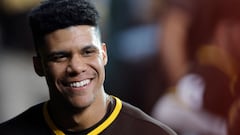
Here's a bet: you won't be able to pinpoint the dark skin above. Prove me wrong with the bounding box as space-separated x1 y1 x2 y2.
33 25 109 131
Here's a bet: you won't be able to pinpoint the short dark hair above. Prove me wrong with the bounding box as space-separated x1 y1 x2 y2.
28 0 100 54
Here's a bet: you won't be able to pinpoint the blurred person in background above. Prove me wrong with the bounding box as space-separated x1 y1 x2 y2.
152 0 240 134
152 1 227 134
155 0 193 86
107 0 169 114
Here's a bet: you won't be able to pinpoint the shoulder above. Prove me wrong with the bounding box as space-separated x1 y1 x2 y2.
112 100 176 135
0 102 48 135
121 101 158 121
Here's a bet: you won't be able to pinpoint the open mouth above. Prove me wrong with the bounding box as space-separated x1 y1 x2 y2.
65 79 91 88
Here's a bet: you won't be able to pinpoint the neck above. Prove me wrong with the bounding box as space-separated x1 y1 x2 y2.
47 92 110 132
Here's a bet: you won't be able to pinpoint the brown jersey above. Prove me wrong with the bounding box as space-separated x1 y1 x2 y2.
0 96 176 135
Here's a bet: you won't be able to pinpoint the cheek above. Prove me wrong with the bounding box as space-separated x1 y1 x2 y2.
46 63 66 80
91 61 104 74
90 57 106 78
90 54 106 67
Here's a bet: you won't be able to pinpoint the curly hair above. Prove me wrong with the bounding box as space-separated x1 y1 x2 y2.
28 0 100 54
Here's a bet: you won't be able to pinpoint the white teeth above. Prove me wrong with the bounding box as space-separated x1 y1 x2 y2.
69 79 90 88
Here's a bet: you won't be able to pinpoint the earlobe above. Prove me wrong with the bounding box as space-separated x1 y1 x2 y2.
33 56 45 77
101 43 108 65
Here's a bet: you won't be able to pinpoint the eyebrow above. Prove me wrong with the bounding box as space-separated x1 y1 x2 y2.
46 45 99 58
81 45 98 51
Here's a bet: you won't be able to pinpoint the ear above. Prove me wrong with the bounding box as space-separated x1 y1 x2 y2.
33 56 45 77
101 43 108 65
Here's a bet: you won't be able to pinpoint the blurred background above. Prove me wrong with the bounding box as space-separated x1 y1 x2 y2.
1 0 240 135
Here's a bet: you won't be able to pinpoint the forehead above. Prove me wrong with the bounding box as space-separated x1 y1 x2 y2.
43 25 100 50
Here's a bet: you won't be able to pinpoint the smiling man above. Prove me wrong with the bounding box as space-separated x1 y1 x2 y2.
0 0 176 135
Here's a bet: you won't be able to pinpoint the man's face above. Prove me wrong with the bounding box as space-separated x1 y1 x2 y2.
35 25 107 109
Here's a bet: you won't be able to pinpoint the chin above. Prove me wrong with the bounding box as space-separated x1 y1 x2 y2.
68 95 95 109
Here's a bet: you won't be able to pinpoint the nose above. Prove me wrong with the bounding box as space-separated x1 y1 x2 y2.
66 55 87 76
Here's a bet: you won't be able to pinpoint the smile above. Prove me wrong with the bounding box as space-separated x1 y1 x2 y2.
69 79 91 88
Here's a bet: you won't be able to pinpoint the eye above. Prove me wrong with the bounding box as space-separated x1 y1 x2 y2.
48 52 69 62
82 48 97 57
